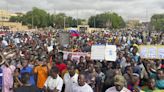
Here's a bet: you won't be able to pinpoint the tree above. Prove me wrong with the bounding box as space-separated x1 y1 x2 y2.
9 7 82 28
9 16 23 22
52 13 82 28
151 14 164 31
88 12 125 29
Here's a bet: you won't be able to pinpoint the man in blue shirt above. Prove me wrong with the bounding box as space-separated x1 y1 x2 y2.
20 60 35 85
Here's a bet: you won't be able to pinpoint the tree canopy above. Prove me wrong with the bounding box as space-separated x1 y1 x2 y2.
88 12 125 29
151 14 164 31
9 7 82 28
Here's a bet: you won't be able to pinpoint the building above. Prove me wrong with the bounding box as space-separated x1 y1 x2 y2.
0 10 17 22
0 10 28 31
126 20 140 29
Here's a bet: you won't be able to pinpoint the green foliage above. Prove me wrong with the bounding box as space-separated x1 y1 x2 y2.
88 12 125 29
9 16 23 22
9 7 82 28
151 14 164 31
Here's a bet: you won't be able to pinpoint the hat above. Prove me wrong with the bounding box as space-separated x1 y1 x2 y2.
133 73 139 78
114 75 125 86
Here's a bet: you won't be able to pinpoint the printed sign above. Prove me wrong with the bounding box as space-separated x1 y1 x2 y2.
139 45 164 59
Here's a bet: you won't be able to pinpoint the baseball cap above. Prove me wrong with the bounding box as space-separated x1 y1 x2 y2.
114 75 125 86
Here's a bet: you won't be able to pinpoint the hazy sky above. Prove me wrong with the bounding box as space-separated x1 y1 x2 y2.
0 0 164 22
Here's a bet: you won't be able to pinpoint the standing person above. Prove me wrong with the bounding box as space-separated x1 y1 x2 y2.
105 75 131 92
2 61 16 92
131 46 139 64
128 73 142 92
0 65 2 92
34 57 48 91
84 63 98 91
63 65 78 92
13 68 22 89
72 73 93 92
143 78 161 92
156 69 164 89
95 66 105 92
124 66 133 88
55 52 67 75
20 59 35 85
44 66 63 92
0 37 8 48
14 72 39 92
103 62 115 91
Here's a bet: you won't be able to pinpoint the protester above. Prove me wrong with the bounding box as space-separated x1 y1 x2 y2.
0 65 2 92
156 69 164 89
0 29 163 92
44 66 63 92
14 72 39 92
63 65 78 92
105 75 131 92
34 57 48 91
72 73 93 92
103 61 115 91
20 59 35 85
2 60 15 92
55 52 67 76
143 78 161 92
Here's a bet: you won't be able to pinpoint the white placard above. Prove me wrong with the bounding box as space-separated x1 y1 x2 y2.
105 45 117 61
139 47 147 58
91 45 105 60
158 48 164 59
139 45 164 59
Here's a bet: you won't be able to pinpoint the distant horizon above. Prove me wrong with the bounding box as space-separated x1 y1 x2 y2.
0 0 164 22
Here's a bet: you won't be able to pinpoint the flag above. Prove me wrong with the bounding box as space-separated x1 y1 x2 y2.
69 30 80 37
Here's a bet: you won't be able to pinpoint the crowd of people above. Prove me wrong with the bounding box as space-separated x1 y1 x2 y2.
0 29 163 92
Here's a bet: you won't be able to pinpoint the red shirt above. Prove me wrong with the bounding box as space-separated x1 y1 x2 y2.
56 63 67 74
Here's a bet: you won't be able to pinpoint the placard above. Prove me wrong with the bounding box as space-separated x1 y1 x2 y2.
105 45 117 61
59 32 70 47
91 45 105 60
91 45 117 61
139 45 164 59
158 47 164 59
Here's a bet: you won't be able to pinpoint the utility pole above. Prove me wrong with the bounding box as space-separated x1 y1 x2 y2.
76 9 78 27
94 9 97 28
94 17 96 28
32 11 34 29
64 17 66 30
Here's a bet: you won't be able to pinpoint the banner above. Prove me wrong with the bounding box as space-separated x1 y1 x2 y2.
91 45 117 61
139 45 164 59
63 51 90 61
